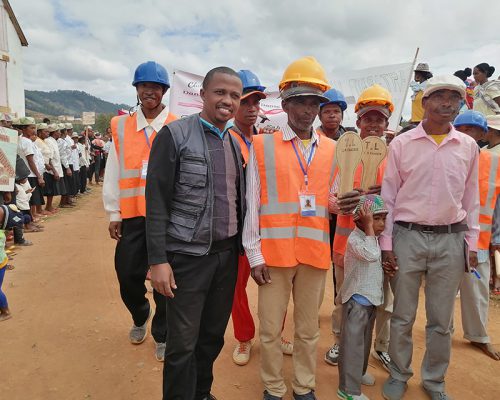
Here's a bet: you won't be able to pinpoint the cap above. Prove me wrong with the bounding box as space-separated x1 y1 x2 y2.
241 90 267 101
17 116 36 126
47 123 59 132
0 112 4 121
281 83 329 102
71 132 80 138
36 123 48 130
58 123 67 130
357 105 392 119
423 75 466 99
487 115 500 131
415 63 430 72
65 123 73 129
353 194 388 221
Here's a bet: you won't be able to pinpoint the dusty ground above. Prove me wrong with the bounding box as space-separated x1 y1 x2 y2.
1 188 500 400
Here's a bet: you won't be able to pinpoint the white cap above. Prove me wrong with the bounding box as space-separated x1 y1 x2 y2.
423 75 466 99
487 115 500 131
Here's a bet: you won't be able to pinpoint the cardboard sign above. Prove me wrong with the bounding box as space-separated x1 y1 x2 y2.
335 132 363 194
360 136 387 190
0 127 19 191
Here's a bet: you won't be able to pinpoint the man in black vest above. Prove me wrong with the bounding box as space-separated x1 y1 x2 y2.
146 67 245 400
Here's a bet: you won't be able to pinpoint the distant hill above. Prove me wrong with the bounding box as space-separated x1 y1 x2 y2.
25 90 131 117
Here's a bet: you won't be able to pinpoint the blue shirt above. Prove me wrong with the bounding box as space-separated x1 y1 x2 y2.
200 117 233 139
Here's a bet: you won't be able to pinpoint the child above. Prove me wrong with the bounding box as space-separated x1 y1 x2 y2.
15 177 40 232
337 194 388 400
0 204 25 322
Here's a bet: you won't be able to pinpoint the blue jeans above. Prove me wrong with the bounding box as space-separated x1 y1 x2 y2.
0 266 7 308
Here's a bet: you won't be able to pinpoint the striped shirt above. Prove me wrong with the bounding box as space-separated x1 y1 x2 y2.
242 124 337 268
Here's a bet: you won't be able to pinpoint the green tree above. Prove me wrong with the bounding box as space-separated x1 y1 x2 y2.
95 113 113 135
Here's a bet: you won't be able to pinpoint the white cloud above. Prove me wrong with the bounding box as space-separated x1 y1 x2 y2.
10 0 500 113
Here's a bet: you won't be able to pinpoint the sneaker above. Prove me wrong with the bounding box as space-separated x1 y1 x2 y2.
154 340 166 362
371 350 391 372
263 390 282 400
281 337 293 355
337 389 370 400
16 239 33 246
325 343 340 366
422 386 452 400
293 390 317 400
361 372 375 386
232 340 252 366
382 377 407 400
129 307 152 344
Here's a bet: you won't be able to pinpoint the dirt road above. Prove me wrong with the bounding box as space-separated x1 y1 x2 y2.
2 189 499 399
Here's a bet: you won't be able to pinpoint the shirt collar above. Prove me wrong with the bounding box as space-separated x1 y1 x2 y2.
136 105 170 133
282 123 320 144
199 116 234 139
408 122 463 144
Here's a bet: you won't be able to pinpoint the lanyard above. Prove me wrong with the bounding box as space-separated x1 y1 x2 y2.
143 128 151 149
241 134 252 150
291 139 315 188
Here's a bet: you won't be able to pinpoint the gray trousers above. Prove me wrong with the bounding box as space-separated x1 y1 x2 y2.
389 224 465 392
338 298 376 395
332 266 392 352
460 258 491 343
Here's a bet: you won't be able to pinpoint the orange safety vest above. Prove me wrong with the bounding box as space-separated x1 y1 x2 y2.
478 150 500 250
332 159 386 265
253 132 337 269
229 128 251 165
110 111 177 219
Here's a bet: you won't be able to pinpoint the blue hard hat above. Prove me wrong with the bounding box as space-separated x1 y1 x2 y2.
321 88 347 111
238 70 266 93
453 110 488 132
132 61 170 88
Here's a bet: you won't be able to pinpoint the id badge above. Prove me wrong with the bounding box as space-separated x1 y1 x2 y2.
299 192 316 216
141 160 148 179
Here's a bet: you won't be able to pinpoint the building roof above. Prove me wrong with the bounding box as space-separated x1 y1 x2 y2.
2 0 28 47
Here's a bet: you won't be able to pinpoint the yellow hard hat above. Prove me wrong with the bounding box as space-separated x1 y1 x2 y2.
279 56 331 92
355 84 394 113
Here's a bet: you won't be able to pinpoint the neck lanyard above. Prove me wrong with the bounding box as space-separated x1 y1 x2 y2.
291 139 315 189
241 134 252 150
143 128 151 149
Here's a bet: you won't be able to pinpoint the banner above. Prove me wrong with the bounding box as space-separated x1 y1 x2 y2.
82 111 96 125
331 62 413 130
0 127 19 192
170 62 413 132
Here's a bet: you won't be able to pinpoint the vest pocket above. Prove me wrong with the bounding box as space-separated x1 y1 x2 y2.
179 158 207 188
167 205 198 241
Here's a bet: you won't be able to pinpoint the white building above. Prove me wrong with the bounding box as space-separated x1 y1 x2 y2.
0 0 28 117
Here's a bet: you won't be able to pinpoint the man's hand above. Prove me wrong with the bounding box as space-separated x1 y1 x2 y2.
382 250 398 277
3 192 12 203
469 251 478 270
251 263 272 286
54 171 60 180
66 168 72 177
108 221 122 241
366 184 382 195
38 176 45 187
337 189 361 214
150 263 177 297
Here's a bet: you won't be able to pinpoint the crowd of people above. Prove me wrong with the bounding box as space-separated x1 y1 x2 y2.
0 115 113 321
1 56 500 400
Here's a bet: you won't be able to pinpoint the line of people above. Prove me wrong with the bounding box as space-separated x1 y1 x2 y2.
102 57 500 400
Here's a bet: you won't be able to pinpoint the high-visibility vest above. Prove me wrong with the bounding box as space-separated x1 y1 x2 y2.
333 160 386 259
110 111 177 219
253 132 337 269
229 129 250 164
478 150 500 250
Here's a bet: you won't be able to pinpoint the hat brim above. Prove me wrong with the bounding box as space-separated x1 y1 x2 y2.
423 86 465 99
241 90 267 100
282 92 330 103
488 123 500 131
357 105 391 119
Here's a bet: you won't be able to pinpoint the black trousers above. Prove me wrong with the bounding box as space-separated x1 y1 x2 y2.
79 166 87 193
163 238 238 400
115 217 167 342
72 170 80 196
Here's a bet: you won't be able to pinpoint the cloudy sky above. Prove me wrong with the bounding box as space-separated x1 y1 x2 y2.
11 0 500 110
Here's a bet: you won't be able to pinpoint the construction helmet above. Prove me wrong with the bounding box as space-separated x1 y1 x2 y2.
453 110 488 132
321 88 347 111
355 84 394 114
132 61 170 88
238 70 267 100
279 56 331 92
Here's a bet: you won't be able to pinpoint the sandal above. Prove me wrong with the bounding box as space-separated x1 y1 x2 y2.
6 264 15 270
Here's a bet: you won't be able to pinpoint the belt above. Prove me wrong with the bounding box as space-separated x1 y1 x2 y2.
395 221 468 234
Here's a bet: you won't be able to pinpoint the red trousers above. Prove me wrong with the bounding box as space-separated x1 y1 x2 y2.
232 255 255 342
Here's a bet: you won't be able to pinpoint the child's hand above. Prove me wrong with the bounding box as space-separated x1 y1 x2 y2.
358 208 375 236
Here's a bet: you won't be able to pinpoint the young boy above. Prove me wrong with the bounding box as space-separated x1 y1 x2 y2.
338 195 388 400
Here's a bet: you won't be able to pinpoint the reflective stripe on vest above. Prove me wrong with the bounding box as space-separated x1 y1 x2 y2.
111 112 177 219
255 132 336 269
333 160 386 256
478 151 500 249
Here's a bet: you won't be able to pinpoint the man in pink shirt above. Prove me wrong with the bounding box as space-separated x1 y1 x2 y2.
380 76 479 400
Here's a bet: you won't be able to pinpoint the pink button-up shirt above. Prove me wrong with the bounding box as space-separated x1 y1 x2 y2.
379 123 479 251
